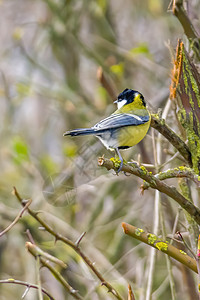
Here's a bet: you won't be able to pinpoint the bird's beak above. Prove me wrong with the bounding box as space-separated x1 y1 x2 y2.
114 100 118 104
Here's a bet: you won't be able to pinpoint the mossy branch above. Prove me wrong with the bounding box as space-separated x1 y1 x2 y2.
122 222 197 273
142 166 200 190
98 157 200 225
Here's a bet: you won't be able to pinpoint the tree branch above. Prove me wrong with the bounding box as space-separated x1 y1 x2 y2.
142 166 200 190
172 0 200 59
170 40 200 174
0 199 32 237
172 0 199 40
26 242 83 300
0 279 55 300
122 222 198 273
98 158 200 225
13 187 123 300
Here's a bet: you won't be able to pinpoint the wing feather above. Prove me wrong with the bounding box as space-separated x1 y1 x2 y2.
93 113 149 131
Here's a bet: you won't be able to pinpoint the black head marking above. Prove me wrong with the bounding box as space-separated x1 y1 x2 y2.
117 88 146 107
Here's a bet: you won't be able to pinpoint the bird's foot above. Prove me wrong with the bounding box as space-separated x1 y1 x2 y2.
116 160 123 175
123 171 130 176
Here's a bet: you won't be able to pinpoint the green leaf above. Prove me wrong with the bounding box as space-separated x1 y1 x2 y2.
130 43 151 57
110 62 124 77
12 136 29 163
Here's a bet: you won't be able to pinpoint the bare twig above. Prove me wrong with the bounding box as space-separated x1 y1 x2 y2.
0 279 55 300
97 66 118 101
36 255 43 300
146 125 163 300
0 199 32 237
159 151 181 169
172 0 200 58
26 229 36 245
197 235 200 299
13 187 123 300
26 242 83 300
178 232 200 299
75 232 86 247
26 242 67 269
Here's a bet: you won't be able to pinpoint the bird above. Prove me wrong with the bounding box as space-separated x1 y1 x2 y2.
63 88 151 173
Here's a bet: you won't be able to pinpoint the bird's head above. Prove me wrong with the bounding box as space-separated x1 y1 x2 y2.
114 88 146 110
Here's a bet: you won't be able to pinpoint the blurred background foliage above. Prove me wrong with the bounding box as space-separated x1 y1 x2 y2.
0 0 200 299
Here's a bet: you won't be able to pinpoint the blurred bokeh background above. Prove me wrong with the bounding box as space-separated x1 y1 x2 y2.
0 0 200 299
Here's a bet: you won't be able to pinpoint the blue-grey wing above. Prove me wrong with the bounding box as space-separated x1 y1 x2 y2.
93 113 149 131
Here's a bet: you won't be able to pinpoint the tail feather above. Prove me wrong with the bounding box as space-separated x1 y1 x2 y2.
63 128 96 137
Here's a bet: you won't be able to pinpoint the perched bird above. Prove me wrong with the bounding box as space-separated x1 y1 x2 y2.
64 88 151 173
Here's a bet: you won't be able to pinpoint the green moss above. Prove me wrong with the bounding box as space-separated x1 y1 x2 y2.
187 126 200 174
155 242 168 251
140 165 148 175
147 234 157 245
135 228 144 236
179 178 191 201
180 50 200 174
178 108 187 126
110 157 121 168
183 52 200 107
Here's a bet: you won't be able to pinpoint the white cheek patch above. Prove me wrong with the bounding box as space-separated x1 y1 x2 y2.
117 99 127 109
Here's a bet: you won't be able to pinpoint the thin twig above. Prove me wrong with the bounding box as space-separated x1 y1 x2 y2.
0 279 55 300
197 235 200 300
0 199 32 237
36 256 43 300
159 151 181 170
145 130 160 300
26 229 36 244
176 231 196 259
145 191 160 300
75 232 86 247
158 98 176 300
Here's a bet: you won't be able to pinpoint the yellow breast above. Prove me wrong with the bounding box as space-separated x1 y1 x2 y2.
117 118 150 148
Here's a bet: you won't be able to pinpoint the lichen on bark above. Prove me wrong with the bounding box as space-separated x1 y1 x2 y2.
170 40 200 175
